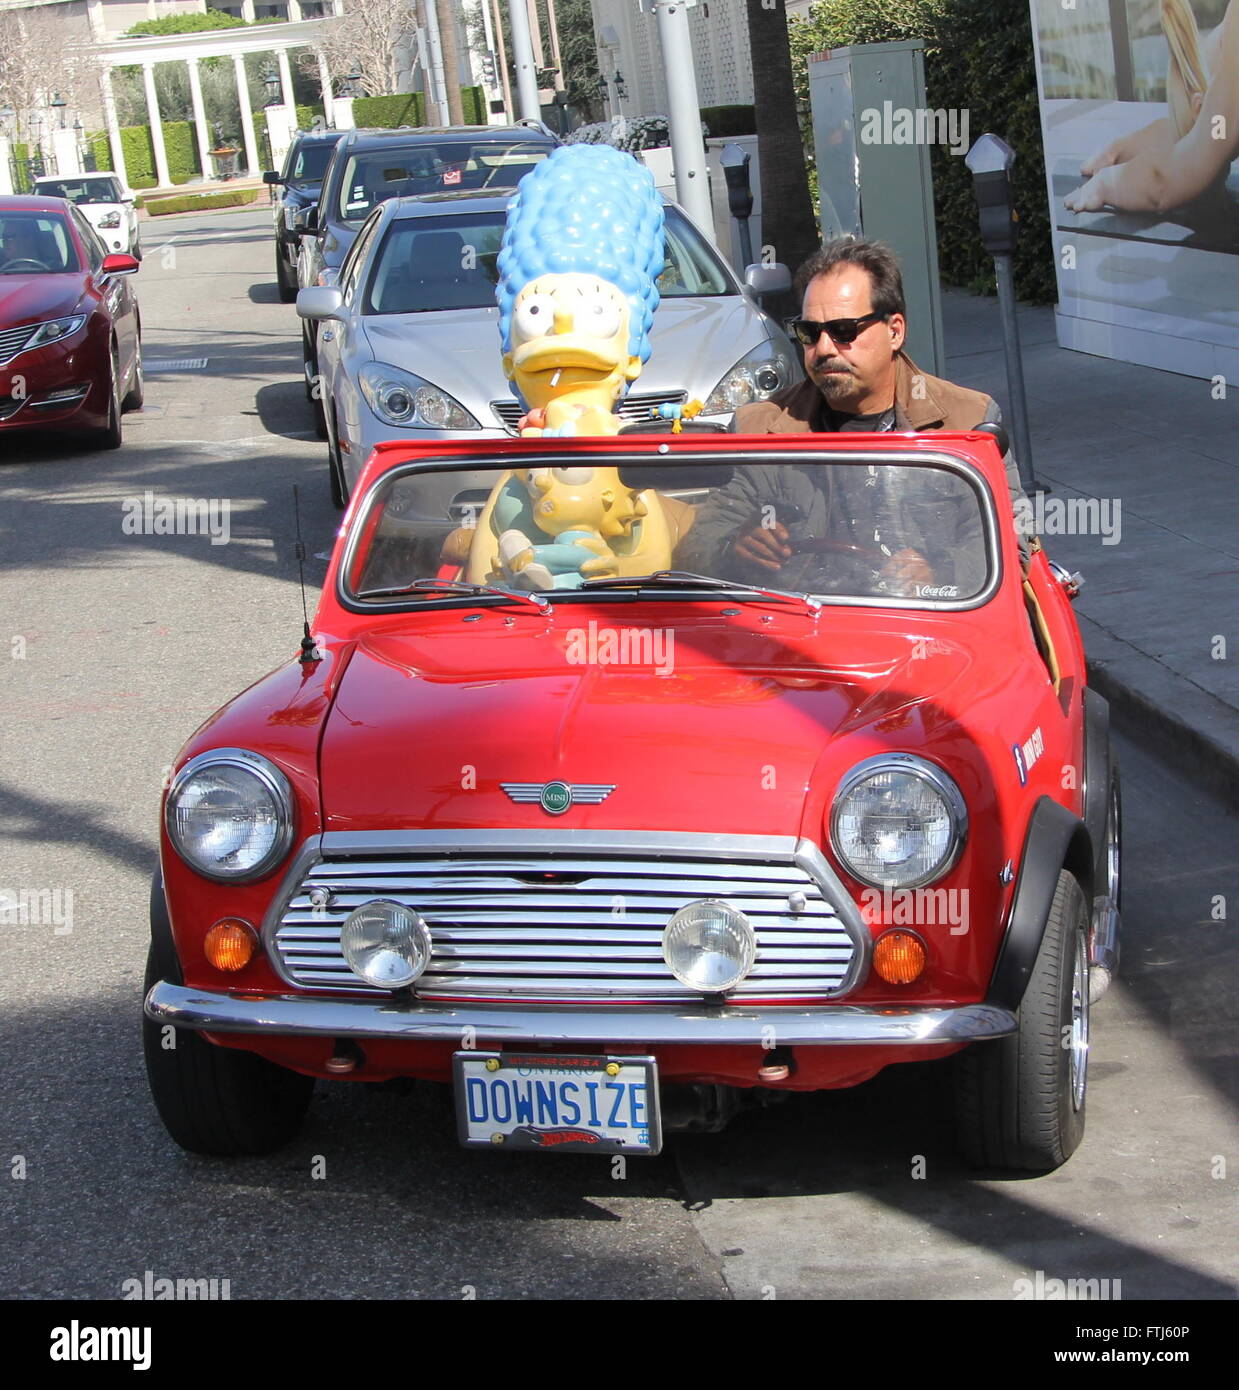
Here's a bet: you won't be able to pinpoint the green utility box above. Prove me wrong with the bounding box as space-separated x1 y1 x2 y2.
807 40 946 378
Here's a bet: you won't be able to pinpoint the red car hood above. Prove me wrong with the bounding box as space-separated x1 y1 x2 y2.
319 607 985 837
0 272 85 327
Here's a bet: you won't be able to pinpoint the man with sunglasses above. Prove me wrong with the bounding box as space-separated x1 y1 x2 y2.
673 237 1027 588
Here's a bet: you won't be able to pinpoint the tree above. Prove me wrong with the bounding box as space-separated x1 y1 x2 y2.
434 0 466 124
744 0 819 277
0 9 102 140
314 0 419 97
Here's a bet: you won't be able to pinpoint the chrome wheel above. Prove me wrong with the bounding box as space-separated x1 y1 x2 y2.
1070 926 1090 1112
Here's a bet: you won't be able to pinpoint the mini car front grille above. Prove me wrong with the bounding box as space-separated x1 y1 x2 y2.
489 390 687 431
272 851 860 1002
0 324 37 365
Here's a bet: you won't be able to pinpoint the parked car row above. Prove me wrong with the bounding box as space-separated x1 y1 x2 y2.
266 123 800 509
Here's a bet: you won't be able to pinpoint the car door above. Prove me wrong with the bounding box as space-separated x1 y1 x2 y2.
76 209 136 379
328 207 385 453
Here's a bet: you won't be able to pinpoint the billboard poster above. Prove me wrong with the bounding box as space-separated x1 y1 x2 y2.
1031 0 1239 380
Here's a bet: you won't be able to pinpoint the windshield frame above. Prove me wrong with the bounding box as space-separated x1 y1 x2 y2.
334 447 1003 617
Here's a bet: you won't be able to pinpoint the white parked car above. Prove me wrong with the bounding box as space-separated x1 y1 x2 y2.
33 173 141 259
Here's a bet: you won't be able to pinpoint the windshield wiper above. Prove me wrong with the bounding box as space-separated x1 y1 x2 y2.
577 571 821 611
354 578 550 610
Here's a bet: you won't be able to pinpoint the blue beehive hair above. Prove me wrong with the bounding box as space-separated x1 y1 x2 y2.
496 144 665 365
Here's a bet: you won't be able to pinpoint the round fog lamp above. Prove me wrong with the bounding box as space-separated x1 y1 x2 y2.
341 899 432 989
662 900 756 994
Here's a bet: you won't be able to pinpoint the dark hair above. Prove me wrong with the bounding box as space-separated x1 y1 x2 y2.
793 236 906 319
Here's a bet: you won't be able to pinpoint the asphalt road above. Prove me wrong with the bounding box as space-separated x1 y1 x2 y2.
1 207 1236 1301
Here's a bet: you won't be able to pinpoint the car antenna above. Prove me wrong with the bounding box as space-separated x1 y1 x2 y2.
292 485 321 665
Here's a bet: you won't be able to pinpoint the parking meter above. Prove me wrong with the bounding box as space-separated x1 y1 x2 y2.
965 133 1019 255
719 142 755 271
965 132 1037 493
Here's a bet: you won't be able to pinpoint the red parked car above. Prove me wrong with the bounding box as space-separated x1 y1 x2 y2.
144 427 1121 1172
0 194 142 447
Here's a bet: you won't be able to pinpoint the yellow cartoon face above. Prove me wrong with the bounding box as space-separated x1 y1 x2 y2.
502 273 642 410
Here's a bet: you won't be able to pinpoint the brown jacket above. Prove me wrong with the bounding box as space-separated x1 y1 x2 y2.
737 351 994 435
734 352 1025 513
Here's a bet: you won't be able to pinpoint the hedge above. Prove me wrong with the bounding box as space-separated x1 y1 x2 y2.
701 105 756 138
142 188 260 215
350 87 485 130
87 121 200 187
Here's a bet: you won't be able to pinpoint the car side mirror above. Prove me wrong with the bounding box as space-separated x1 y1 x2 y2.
972 420 1010 456
296 286 345 322
304 206 320 233
743 262 792 296
102 253 140 276
263 171 284 186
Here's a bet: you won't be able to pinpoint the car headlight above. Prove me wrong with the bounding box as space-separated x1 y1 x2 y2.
662 900 756 993
830 754 967 889
165 749 296 882
25 316 87 351
98 212 122 229
358 361 480 430
341 900 433 989
702 337 798 415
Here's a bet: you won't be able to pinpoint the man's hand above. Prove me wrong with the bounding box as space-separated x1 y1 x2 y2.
880 548 934 592
731 520 794 572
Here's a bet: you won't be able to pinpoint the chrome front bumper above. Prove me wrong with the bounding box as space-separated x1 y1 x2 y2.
145 981 1016 1046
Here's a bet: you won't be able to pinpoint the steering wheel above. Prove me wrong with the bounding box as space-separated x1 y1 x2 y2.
1 257 49 272
774 536 890 595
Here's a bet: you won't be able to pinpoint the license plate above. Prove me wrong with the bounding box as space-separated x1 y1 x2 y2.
453 1052 661 1155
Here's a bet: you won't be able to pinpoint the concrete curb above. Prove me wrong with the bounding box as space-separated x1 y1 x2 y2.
1079 612 1239 811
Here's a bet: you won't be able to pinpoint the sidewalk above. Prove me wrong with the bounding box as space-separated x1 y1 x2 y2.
942 287 1239 807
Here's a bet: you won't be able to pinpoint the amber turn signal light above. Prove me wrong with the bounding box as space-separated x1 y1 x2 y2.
204 919 258 973
873 929 927 985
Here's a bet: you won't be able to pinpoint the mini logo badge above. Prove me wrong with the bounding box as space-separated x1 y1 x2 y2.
501 782 615 812
539 781 573 815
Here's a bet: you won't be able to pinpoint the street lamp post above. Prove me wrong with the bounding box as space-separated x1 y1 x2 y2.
644 1 712 236
507 1 541 122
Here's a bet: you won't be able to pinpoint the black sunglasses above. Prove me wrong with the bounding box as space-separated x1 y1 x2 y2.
790 311 886 346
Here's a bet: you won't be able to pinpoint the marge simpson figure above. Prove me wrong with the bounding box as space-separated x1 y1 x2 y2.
496 144 665 436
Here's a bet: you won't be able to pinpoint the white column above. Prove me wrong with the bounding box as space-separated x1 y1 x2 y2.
52 126 82 177
86 0 106 41
316 49 335 128
234 54 260 177
287 0 302 19
187 58 211 181
0 139 13 195
142 61 172 188
277 48 295 110
241 0 256 20
101 69 129 189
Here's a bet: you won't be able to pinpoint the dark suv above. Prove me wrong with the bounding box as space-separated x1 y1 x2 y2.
263 128 347 302
297 125 556 411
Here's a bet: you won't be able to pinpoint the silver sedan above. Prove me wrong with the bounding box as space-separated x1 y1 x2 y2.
296 189 797 509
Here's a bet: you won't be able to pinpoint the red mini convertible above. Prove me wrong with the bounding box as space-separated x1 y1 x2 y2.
0 194 142 447
144 428 1120 1172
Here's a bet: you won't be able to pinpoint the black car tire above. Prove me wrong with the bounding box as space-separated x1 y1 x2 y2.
122 333 144 411
142 929 313 1158
96 349 123 449
276 245 297 303
954 870 1090 1172
131 237 143 262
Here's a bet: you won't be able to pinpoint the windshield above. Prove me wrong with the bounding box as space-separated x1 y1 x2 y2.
342 454 994 608
363 206 733 316
337 142 550 223
288 140 338 186
0 213 79 273
35 177 123 204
